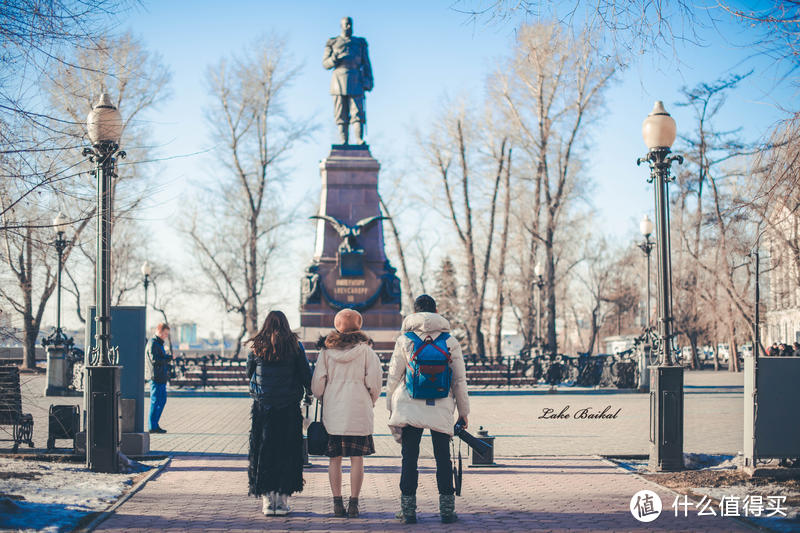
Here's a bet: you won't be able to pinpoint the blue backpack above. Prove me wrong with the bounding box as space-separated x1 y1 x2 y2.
405 332 452 399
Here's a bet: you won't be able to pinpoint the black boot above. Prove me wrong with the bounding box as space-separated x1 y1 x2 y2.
347 497 359 518
396 494 417 524
440 494 457 523
333 496 346 517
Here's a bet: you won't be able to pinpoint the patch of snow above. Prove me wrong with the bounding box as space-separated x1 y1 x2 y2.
615 453 739 472
0 457 161 533
683 453 739 470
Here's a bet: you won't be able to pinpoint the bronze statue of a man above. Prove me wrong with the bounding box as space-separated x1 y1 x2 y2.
323 16 373 145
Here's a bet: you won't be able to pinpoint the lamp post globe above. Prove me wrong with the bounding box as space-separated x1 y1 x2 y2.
87 93 123 146
637 100 684 472
639 214 654 238
53 212 69 235
84 92 125 474
641 101 676 150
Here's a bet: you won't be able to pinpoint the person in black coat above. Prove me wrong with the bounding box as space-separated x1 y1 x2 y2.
246 310 312 517
146 323 172 433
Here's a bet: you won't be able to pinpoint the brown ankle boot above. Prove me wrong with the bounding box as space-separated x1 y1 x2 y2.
347 497 359 518
333 496 346 517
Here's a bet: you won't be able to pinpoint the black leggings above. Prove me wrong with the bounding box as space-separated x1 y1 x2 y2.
400 425 454 496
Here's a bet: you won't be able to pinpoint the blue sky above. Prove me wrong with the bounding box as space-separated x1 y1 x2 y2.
109 1 794 336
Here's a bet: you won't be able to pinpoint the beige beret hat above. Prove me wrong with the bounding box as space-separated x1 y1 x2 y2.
334 308 363 333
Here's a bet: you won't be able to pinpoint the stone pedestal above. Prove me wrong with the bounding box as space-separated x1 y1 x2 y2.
75 398 150 457
120 398 149 456
300 146 402 344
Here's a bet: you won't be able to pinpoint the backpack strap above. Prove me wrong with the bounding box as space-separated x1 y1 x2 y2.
405 331 452 368
404 331 422 348
405 332 429 371
431 333 452 362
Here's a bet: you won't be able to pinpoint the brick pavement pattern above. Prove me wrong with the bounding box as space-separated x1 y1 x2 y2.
17 372 745 456
96 455 749 532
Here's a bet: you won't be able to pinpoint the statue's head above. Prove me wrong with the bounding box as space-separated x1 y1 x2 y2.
340 16 353 38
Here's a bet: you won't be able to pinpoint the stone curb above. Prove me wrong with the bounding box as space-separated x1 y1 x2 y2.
76 456 172 533
598 455 765 532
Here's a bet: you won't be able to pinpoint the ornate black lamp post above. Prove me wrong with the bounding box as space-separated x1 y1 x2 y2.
50 212 70 342
43 212 74 395
637 101 684 472
534 261 544 355
141 260 151 308
84 93 125 473
636 214 655 391
638 214 655 328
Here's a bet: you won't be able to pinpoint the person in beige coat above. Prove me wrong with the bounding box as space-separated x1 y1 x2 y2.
386 295 470 524
311 309 382 518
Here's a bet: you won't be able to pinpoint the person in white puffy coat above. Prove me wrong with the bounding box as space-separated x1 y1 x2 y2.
386 295 470 524
311 309 382 518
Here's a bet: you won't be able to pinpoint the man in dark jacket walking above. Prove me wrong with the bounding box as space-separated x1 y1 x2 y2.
147 323 172 433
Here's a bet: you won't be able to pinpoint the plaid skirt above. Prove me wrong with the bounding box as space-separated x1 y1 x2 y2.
326 434 375 457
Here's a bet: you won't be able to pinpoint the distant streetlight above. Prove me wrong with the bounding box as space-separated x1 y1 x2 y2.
84 92 125 473
43 212 74 396
637 214 655 328
534 261 544 355
141 260 152 308
637 100 684 472
51 212 70 342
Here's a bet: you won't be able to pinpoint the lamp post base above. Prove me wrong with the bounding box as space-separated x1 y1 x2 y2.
86 365 121 473
648 365 684 472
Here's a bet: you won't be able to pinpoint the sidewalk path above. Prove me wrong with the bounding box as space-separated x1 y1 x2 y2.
95 455 750 532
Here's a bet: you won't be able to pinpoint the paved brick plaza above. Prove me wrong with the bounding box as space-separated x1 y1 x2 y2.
94 455 750 532
152 370 744 457
20 371 744 457
17 371 753 531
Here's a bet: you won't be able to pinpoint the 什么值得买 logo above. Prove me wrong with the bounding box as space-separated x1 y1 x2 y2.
630 490 662 522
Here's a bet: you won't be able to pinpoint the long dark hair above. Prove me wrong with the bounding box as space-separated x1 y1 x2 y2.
247 310 299 362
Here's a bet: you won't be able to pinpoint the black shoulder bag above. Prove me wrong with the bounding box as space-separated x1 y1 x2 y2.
307 398 328 456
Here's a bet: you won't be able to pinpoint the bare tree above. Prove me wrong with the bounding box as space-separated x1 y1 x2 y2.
492 147 513 356
421 107 508 356
0 32 170 368
187 36 312 353
0 180 88 368
52 33 169 318
673 73 761 371
457 1 800 72
0 1 132 216
493 22 616 355
378 193 415 312
751 116 800 302
433 258 469 345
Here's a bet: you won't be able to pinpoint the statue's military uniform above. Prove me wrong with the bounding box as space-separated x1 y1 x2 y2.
323 35 373 131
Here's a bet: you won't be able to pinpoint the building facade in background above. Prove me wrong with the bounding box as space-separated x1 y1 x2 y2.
765 204 800 345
